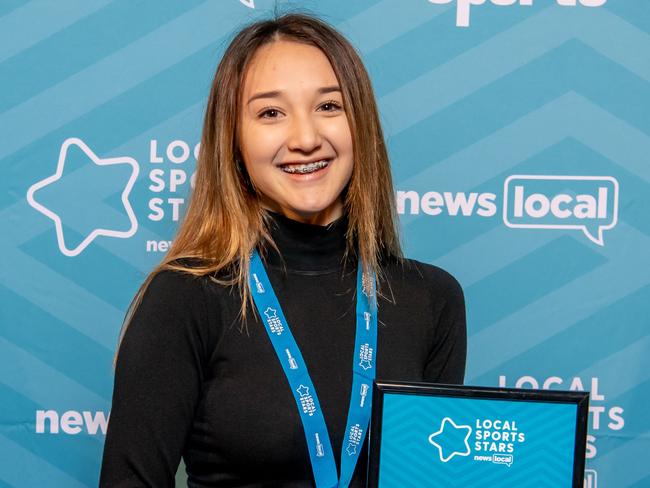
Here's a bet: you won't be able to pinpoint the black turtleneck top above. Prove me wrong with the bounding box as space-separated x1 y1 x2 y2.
99 212 466 487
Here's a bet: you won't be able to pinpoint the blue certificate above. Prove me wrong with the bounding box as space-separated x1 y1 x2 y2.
368 382 589 488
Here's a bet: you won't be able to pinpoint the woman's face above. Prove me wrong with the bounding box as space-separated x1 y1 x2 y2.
238 40 354 225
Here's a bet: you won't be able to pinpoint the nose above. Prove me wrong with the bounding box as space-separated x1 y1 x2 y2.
286 112 322 153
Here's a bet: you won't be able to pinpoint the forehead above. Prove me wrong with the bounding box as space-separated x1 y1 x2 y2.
241 40 339 97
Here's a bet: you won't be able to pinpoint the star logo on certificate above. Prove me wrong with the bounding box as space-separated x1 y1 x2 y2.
296 385 310 398
26 138 139 257
428 417 472 462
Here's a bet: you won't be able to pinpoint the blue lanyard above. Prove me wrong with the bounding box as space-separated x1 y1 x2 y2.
249 249 377 488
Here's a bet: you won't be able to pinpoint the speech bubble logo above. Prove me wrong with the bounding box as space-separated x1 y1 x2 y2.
492 453 514 467
503 175 619 246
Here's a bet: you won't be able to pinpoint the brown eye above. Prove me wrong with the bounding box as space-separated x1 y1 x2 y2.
319 101 342 112
259 108 280 119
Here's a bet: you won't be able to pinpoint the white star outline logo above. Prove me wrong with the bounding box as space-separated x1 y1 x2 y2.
296 385 310 397
264 307 278 319
359 343 373 371
26 138 139 257
427 417 472 463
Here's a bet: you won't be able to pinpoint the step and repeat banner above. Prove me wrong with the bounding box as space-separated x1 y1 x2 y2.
1 1 648 486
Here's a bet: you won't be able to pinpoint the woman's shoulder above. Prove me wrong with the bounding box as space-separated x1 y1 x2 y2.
143 259 240 326
381 255 464 300
148 257 232 289
126 260 228 355
147 259 208 292
139 258 233 318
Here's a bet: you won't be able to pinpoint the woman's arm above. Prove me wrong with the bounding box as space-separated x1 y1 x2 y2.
99 270 209 487
423 270 467 385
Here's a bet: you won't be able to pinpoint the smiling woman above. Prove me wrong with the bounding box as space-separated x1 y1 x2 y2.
239 40 354 225
100 10 466 488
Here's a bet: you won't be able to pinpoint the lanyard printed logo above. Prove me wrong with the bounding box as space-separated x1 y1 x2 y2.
263 307 284 335
249 249 377 488
359 343 373 370
297 385 317 417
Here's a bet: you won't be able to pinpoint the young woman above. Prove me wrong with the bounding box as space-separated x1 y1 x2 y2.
100 12 466 488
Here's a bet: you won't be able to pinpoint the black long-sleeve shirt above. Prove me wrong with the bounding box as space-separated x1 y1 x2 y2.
99 211 467 487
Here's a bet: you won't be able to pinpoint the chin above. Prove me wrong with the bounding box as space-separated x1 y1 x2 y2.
286 197 335 213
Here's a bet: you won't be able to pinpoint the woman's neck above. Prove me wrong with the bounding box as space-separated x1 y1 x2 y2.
259 199 344 226
261 209 352 273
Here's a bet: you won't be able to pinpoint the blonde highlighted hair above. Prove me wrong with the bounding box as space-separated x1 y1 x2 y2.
113 11 402 367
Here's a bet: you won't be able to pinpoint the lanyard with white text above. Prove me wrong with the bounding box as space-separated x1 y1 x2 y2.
249 249 377 488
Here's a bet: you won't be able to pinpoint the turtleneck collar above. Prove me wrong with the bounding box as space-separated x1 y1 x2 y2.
261 210 353 274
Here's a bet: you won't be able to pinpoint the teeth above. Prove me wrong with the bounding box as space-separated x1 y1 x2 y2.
281 160 329 174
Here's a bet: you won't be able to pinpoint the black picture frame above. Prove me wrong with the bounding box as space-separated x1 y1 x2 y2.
367 381 590 488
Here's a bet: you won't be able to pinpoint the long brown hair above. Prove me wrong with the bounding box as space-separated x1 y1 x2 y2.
113 11 402 367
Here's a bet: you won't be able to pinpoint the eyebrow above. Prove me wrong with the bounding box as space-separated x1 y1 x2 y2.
246 85 341 105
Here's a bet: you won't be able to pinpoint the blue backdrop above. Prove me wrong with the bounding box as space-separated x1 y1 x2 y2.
1 1 648 486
